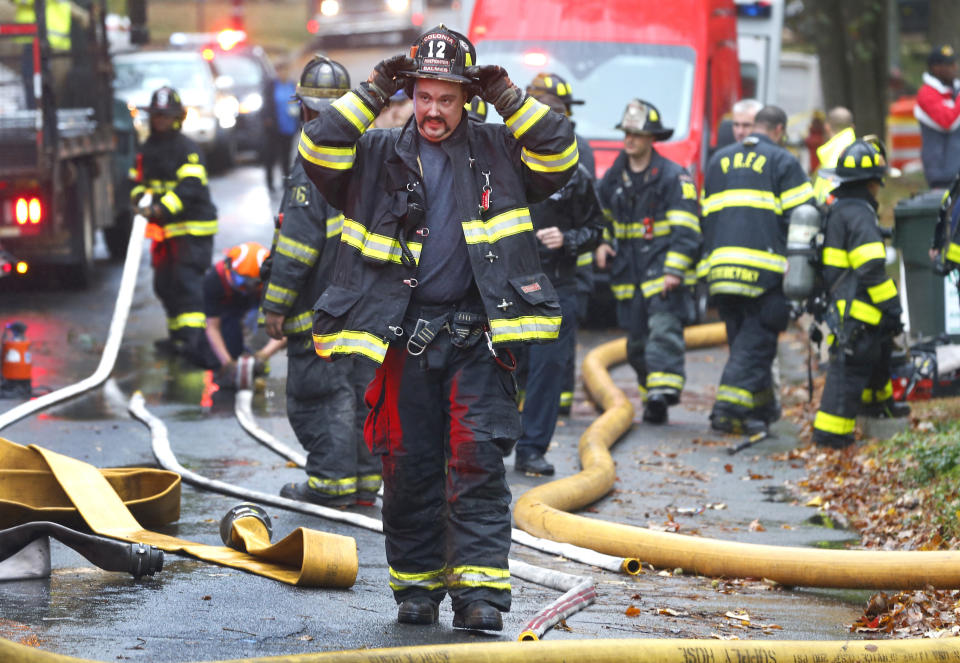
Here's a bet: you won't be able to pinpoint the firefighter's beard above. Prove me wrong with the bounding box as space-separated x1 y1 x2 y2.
418 114 452 141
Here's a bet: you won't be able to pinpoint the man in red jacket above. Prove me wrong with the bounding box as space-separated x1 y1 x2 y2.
914 44 960 188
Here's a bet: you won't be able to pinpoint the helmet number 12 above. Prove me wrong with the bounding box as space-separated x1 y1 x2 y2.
425 40 446 59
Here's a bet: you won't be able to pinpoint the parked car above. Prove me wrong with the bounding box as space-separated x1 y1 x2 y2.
169 31 276 158
112 49 240 170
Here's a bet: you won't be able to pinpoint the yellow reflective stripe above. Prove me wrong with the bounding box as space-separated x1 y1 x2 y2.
779 181 815 210
612 219 671 239
648 372 684 390
705 246 787 273
282 311 312 336
576 252 593 267
666 209 701 233
340 218 421 264
298 130 357 170
849 241 886 269
326 213 344 239
664 251 692 271
159 191 183 215
265 283 297 307
276 234 319 266
176 162 208 184
314 330 388 363
489 315 561 343
520 140 579 173
708 281 764 297
611 283 635 300
868 278 898 304
848 299 882 325
388 567 446 592
876 380 893 401
128 167 139 179
146 178 178 190
462 208 533 245
505 96 549 139
332 90 375 133
307 475 357 496
559 391 573 407
163 219 218 238
822 247 850 268
702 188 780 215
813 410 855 435
641 276 665 298
168 312 206 330
357 474 382 491
717 384 753 407
947 242 960 264
447 565 510 591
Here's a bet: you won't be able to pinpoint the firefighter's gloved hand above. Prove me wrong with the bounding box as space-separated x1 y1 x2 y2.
362 55 416 109
466 65 524 117
216 360 238 389
881 314 904 337
136 203 163 220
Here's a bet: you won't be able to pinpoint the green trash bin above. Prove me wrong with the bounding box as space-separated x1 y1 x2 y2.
893 188 952 339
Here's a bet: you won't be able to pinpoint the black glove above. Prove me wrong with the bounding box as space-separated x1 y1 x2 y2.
359 55 416 110
465 65 524 117
881 312 904 337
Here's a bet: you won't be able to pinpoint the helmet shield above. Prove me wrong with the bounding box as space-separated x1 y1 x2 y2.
401 25 476 86
615 99 673 141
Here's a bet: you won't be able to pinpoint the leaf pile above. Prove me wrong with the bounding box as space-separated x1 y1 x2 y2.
781 397 960 638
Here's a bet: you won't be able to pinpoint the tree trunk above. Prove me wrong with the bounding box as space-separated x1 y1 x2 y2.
928 0 960 55
798 0 889 138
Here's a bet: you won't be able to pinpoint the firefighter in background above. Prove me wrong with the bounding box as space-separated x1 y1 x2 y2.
700 105 814 436
595 99 701 424
812 106 856 203
298 25 576 630
513 75 605 475
131 86 218 362
525 72 595 415
812 138 909 448
914 44 960 189
465 95 487 123
197 241 284 382
261 55 382 508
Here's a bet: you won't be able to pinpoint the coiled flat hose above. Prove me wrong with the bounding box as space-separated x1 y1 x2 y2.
4 633 960 663
514 324 960 590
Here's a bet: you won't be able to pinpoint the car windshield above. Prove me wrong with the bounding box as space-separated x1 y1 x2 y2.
113 56 209 94
213 53 263 87
471 40 696 142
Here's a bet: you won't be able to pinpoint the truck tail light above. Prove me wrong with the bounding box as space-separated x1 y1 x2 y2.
15 197 42 225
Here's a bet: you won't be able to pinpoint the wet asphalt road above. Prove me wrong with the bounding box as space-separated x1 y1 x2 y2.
0 163 875 661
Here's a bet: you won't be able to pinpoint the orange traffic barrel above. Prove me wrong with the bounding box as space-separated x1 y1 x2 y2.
1 321 32 397
888 95 922 172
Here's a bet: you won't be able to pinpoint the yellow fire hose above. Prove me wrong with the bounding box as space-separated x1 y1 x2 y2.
4 633 960 663
0 438 357 588
514 324 960 590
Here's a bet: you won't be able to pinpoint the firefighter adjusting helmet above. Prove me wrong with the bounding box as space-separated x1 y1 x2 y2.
296 54 351 111
225 241 269 281
615 99 673 141
835 136 888 184
465 96 487 123
147 86 185 118
526 72 583 112
400 24 477 97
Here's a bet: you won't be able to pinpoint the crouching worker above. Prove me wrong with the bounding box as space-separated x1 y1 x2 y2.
195 241 284 386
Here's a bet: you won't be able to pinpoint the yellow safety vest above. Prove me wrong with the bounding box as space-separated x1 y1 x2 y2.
14 0 71 51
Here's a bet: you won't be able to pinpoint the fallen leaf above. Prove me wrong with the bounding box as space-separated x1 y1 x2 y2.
625 605 642 617
749 519 766 532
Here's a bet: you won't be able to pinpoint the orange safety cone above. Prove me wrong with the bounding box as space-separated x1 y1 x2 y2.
1 321 32 398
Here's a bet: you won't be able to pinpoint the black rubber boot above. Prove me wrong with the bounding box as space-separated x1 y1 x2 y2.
452 600 502 631
279 481 354 507
514 452 555 476
642 394 668 424
397 597 439 625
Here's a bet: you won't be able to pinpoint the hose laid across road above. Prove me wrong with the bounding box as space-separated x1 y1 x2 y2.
130 391 598 641
5 632 960 663
0 213 148 432
514 328 960 590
